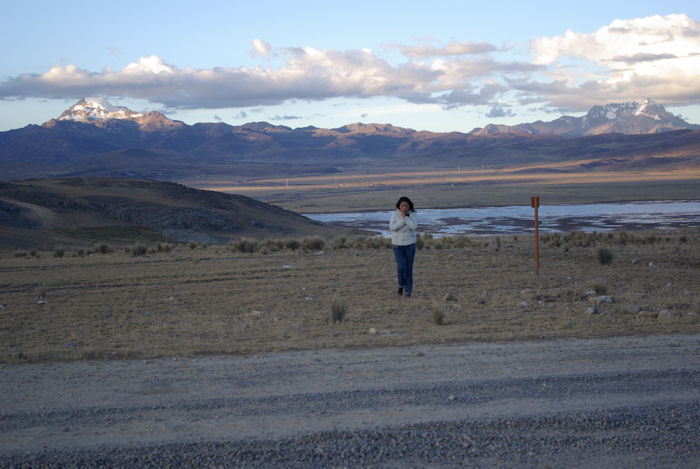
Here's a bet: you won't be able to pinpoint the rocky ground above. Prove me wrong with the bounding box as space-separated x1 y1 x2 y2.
1 334 698 467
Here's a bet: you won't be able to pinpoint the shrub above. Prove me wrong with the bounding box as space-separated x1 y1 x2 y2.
331 298 347 324
284 238 300 251
157 243 173 253
302 237 324 251
432 305 445 326
595 247 613 265
230 238 259 253
188 241 198 250
14 251 28 258
94 243 111 254
54 248 65 258
131 244 148 256
330 236 348 249
592 283 608 295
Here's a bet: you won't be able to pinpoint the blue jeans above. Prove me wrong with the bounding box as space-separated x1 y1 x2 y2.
393 244 416 294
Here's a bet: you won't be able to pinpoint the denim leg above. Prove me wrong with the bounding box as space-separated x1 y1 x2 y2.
393 244 416 292
393 245 407 287
404 244 416 294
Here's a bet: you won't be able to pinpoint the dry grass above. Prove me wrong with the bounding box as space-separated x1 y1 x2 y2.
0 228 698 364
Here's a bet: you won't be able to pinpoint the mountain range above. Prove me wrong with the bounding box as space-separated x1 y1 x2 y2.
1 98 698 181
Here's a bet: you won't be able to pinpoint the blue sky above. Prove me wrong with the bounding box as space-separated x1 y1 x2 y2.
1 0 698 132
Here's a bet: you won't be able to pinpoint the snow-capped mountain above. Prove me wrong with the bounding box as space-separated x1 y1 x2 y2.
47 98 183 132
57 97 143 122
471 99 696 137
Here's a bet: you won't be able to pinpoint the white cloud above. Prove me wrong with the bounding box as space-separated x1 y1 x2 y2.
251 38 271 58
528 14 700 109
4 14 696 118
398 39 498 58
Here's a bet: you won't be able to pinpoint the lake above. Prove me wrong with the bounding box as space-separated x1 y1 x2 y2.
305 200 700 236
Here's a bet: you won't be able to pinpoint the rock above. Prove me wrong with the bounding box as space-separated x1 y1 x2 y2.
630 257 639 264
520 289 532 296
282 264 295 269
585 290 596 296
478 290 490 304
585 306 599 315
368 327 377 335
443 293 458 302
683 291 691 296
519 302 528 308
624 304 641 314
638 310 659 319
657 309 676 321
65 341 77 348
648 262 655 267
37 300 47 305
595 296 614 305
664 282 672 288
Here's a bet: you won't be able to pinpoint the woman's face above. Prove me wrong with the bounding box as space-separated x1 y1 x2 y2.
399 201 409 213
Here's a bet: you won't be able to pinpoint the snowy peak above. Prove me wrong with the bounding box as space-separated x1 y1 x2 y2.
584 99 670 123
58 97 143 122
49 98 183 132
472 99 695 137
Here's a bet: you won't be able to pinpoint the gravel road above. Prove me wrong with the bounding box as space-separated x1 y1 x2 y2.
1 334 698 467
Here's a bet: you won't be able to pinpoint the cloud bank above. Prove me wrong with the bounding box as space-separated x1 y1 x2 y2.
1 14 698 114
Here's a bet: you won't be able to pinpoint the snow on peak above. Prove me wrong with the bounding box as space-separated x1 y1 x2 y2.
58 97 143 122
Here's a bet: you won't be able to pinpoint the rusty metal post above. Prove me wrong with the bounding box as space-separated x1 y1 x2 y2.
531 196 540 272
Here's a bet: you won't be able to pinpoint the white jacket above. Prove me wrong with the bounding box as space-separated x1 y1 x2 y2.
389 210 417 246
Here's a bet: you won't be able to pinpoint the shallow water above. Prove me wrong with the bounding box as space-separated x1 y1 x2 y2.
305 200 700 236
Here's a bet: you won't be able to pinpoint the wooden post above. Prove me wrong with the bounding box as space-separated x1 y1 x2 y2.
531 196 540 272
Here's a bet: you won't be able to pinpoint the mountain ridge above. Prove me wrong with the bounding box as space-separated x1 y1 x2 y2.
1 98 698 181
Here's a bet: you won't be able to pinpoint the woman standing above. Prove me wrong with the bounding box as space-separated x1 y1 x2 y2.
390 196 417 297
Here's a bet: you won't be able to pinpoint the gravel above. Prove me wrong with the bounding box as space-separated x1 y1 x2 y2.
1 334 699 468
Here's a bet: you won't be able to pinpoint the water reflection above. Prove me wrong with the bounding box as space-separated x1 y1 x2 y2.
305 200 700 236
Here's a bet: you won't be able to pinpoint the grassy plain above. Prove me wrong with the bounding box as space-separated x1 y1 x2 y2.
192 169 700 213
1 229 697 364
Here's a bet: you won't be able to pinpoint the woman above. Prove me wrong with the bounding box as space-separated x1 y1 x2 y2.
389 196 417 297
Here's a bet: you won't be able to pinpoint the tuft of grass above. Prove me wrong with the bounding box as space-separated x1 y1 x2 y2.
331 298 347 324
302 237 324 251
94 243 111 254
432 305 446 326
595 247 613 265
130 244 148 256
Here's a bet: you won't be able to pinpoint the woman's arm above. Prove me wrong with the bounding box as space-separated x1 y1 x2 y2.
403 212 417 231
389 211 404 231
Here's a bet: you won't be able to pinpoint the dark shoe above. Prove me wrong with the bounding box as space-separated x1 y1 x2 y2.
405 292 412 297
397 287 403 296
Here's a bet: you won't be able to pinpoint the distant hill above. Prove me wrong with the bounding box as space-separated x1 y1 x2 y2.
0 98 698 181
0 178 360 249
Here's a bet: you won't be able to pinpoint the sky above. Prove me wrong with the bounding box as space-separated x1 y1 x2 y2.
1 0 699 132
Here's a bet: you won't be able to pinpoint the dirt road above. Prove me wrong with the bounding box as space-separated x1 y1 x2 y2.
1 334 698 467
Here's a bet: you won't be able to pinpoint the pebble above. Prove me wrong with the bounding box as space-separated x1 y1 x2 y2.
657 309 676 321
